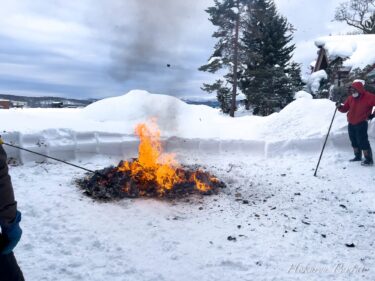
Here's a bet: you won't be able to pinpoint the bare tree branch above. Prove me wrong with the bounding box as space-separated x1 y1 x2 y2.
334 0 375 33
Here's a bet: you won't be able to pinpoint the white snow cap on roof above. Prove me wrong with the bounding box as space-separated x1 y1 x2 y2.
315 34 375 69
307 70 327 95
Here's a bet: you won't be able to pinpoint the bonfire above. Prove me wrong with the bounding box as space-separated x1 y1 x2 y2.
77 120 225 199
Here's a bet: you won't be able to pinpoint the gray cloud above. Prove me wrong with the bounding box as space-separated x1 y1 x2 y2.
0 0 215 99
0 0 355 99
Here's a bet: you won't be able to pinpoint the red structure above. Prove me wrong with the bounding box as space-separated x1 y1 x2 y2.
0 100 10 109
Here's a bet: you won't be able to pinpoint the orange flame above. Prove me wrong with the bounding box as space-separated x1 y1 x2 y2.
118 120 212 194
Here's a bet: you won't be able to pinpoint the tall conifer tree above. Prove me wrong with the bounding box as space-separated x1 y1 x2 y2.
199 0 245 115
201 0 303 116
240 0 302 116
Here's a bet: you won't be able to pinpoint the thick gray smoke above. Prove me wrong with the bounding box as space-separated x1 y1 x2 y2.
89 0 214 132
105 0 201 95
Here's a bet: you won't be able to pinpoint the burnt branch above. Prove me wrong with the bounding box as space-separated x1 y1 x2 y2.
76 161 226 201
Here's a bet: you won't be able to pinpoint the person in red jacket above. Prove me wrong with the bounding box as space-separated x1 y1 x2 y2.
337 81 375 166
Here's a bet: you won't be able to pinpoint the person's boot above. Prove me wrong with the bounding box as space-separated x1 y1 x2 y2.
350 148 362 162
361 149 374 166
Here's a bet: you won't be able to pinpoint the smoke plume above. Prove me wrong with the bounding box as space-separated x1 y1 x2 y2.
105 0 201 95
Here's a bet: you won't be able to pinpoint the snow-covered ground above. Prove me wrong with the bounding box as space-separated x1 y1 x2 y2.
11 150 374 281
2 91 375 280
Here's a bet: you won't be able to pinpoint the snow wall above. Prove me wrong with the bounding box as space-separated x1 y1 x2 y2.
1 129 353 164
1 90 374 163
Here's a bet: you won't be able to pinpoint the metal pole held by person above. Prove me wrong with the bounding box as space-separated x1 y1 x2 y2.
0 138 105 177
314 107 338 177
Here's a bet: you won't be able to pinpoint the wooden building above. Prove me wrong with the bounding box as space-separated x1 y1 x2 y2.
0 99 10 109
312 35 375 87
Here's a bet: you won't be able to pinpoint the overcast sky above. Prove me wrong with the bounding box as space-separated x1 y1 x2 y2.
0 0 354 100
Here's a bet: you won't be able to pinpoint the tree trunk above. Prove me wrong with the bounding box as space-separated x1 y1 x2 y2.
245 99 250 110
230 2 240 118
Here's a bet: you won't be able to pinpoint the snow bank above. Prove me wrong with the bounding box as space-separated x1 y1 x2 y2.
294 90 312 99
315 34 375 69
0 89 358 141
1 89 349 140
1 89 373 162
265 98 348 141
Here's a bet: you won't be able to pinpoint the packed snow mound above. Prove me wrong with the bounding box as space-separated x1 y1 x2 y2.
83 90 217 122
294 91 312 99
1 89 372 143
265 98 348 140
315 35 375 69
82 90 227 137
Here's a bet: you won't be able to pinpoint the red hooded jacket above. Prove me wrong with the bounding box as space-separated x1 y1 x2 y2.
338 81 375 125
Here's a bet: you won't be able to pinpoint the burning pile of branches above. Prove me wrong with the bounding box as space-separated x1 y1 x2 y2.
77 120 225 200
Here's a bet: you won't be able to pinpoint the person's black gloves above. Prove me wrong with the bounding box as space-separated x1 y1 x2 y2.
1 211 22 255
368 113 375 121
335 102 342 109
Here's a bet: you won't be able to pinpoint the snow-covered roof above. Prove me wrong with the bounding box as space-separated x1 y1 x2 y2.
314 34 375 70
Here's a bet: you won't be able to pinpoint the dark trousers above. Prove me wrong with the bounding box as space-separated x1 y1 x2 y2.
348 121 371 150
0 252 24 281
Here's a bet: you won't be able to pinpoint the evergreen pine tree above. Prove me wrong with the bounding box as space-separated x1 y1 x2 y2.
240 0 303 116
286 62 305 95
199 0 245 115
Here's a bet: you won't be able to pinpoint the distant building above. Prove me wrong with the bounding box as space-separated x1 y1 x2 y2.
61 100 86 108
51 101 64 108
39 100 57 107
0 99 10 109
11 101 28 108
39 100 64 108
